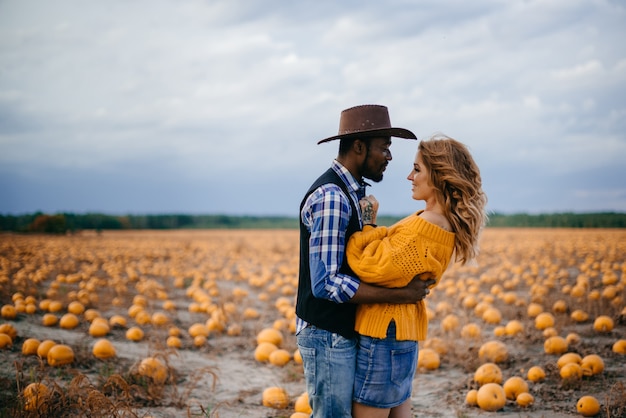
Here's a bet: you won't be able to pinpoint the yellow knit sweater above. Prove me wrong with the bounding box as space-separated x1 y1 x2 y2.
346 211 455 341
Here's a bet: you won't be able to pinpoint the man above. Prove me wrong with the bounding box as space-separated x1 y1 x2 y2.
295 104 435 417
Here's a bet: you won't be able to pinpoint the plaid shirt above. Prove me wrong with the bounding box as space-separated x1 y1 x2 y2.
296 160 366 333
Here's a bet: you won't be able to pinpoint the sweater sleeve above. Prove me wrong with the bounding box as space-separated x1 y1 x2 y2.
346 224 411 288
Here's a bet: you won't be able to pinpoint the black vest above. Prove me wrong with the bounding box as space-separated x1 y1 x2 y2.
295 168 361 338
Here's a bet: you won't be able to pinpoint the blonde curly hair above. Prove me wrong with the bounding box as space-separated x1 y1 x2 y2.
418 134 488 264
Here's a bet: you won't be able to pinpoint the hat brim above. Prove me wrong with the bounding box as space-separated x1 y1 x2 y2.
317 127 417 144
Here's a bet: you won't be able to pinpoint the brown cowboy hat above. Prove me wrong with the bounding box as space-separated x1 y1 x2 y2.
317 104 417 144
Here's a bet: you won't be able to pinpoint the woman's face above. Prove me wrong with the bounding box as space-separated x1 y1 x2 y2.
407 151 434 201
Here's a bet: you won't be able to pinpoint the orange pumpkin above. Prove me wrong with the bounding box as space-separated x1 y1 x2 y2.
21 338 41 356
527 366 546 382
138 357 168 384
269 349 291 367
474 363 503 386
92 339 116 359
37 340 56 359
257 328 283 347
23 382 48 411
593 315 614 333
262 386 289 409
576 395 600 417
580 354 604 376
476 383 506 411
478 340 508 363
465 389 478 406
503 376 529 400
294 391 312 413
516 392 534 407
47 344 75 366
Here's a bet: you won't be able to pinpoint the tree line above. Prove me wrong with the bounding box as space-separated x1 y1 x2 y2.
0 212 625 234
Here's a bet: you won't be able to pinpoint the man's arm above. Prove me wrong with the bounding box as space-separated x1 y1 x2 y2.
350 274 436 305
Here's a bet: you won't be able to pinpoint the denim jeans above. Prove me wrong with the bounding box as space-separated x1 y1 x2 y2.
296 325 357 418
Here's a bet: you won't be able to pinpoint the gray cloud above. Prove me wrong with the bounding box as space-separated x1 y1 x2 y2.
1 0 625 215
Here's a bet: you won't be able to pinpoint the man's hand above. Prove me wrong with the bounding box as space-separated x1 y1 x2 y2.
406 272 436 302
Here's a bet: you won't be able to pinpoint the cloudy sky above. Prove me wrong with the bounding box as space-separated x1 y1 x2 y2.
1 0 625 217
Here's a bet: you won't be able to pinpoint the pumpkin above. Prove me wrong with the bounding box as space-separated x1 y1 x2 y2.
544 336 568 355
612 339 626 354
0 323 17 339
566 332 581 345
534 312 555 330
576 395 600 417
243 308 260 319
257 328 283 347
293 349 303 364
166 336 182 348
168 326 181 337
23 382 48 411
294 392 312 413
269 349 291 367
193 335 207 347
134 310 152 325
504 320 524 336
542 327 558 338
482 307 502 324
37 340 56 359
593 315 613 333
503 376 529 400
151 311 169 326
465 389 478 406
559 362 583 380
59 313 80 329
83 309 101 322
262 386 289 409
227 324 243 336
552 299 567 313
476 383 506 411
188 323 210 338
0 333 12 348
47 344 75 366
254 342 278 363
417 348 440 370
89 320 110 337
461 323 481 339
42 313 58 327
580 354 604 376
48 300 63 312
126 326 144 342
557 352 582 369
441 314 460 332
571 309 589 322
138 357 168 384
474 363 503 386
423 337 448 355
92 339 116 359
527 303 543 318
21 338 41 356
527 366 546 382
516 392 534 407
67 301 85 315
109 315 127 328
1 304 17 320
478 340 508 363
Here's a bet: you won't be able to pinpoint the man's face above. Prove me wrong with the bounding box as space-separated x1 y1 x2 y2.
362 136 392 183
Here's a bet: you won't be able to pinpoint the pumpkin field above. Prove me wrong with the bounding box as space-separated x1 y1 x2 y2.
0 228 625 417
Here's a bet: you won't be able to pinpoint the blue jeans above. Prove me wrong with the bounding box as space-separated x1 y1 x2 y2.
296 325 357 418
353 321 418 408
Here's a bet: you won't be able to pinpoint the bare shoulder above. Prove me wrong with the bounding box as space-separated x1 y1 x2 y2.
419 210 453 232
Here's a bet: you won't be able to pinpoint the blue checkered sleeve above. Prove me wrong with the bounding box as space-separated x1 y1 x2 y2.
301 184 360 303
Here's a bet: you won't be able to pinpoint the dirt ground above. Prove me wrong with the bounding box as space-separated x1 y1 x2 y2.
0 229 625 417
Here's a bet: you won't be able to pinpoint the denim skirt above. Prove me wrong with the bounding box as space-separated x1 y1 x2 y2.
353 321 418 408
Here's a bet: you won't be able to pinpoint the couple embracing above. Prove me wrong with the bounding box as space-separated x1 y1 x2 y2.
295 104 488 418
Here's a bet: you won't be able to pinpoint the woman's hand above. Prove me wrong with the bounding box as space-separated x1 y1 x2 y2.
360 195 379 225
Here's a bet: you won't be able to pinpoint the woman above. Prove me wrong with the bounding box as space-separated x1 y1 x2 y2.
346 134 488 418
